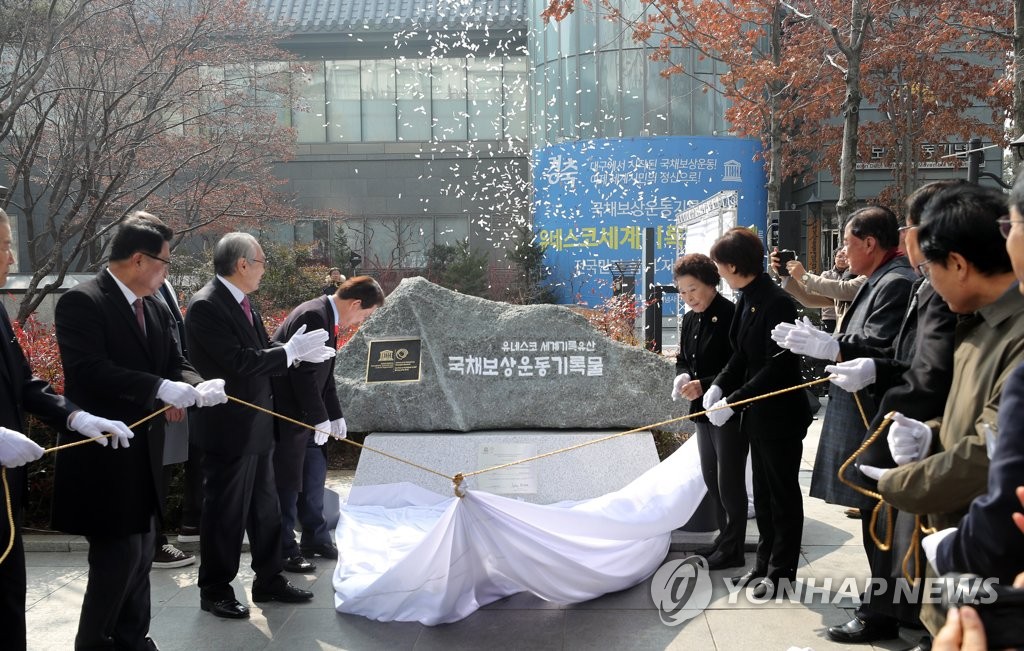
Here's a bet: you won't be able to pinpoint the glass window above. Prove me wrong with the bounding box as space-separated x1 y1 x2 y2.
560 55 578 140
401 217 433 267
435 216 469 247
598 50 620 137
362 59 396 141
543 62 559 143
621 49 644 136
292 61 326 143
326 60 361 142
578 53 598 139
645 58 671 136
467 58 503 140
503 57 528 142
256 61 291 127
397 58 431 141
364 218 401 267
693 74 716 135
340 218 366 261
670 70 693 135
431 59 467 141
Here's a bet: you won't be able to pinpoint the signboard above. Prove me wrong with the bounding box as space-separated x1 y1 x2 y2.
476 442 539 494
365 338 421 383
533 135 767 307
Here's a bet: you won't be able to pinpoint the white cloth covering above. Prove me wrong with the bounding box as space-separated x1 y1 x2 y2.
333 436 707 624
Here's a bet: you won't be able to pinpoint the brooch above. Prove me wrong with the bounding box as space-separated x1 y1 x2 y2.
711 316 718 323
750 307 757 313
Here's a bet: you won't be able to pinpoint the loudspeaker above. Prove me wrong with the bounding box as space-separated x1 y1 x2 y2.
768 210 801 251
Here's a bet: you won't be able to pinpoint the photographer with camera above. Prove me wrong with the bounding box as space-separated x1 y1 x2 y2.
770 246 866 331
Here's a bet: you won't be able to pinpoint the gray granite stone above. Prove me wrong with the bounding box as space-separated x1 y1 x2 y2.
335 277 692 433
352 430 660 503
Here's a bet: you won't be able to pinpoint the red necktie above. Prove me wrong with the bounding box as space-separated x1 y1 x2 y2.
240 296 254 326
133 298 146 335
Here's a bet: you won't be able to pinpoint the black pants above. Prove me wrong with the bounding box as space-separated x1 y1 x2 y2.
856 506 922 626
750 436 803 574
0 467 27 651
180 432 203 530
198 450 284 601
76 517 157 650
695 419 748 556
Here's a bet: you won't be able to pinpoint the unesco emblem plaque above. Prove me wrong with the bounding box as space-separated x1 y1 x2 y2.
366 338 422 383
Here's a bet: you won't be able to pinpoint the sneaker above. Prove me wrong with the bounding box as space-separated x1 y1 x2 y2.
152 543 196 569
177 525 200 544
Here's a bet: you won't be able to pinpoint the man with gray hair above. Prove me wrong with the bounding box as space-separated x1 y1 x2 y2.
185 232 335 619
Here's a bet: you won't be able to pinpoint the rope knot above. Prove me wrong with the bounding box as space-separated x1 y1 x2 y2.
452 473 466 498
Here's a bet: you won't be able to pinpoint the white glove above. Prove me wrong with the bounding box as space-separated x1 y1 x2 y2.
707 398 734 426
0 427 45 467
283 324 335 365
194 379 228 407
312 420 330 446
69 411 135 449
921 527 957 572
784 320 840 361
702 384 723 410
888 412 933 465
770 321 800 347
858 464 889 482
157 380 201 409
825 358 877 392
331 417 347 440
671 373 691 401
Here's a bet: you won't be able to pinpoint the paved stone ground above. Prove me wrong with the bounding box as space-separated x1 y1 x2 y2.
23 401 931 650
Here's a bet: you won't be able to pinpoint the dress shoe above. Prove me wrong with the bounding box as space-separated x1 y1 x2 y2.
283 555 317 573
900 636 932 651
200 597 250 619
730 567 767 589
826 616 900 643
252 578 315 603
177 525 200 544
705 551 745 571
692 544 718 557
750 570 796 599
300 542 339 560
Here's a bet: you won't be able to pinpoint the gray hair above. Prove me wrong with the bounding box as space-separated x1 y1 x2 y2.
213 232 259 277
0 208 9 227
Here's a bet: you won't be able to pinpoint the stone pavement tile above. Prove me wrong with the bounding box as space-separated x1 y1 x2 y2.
480 590 566 611
705 606 862 650
149 604 289 651
564 578 656 611
265 610 422 651
149 565 199 607
25 565 87 607
563 609 713 650
24 550 89 566
415 609 564 651
25 576 86 650
802 513 860 548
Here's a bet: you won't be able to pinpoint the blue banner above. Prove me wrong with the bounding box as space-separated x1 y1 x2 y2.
532 136 768 306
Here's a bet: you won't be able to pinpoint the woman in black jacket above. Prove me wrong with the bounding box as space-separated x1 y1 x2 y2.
705 227 812 597
672 253 744 570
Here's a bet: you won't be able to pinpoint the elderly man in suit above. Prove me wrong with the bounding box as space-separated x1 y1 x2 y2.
0 208 139 651
185 232 336 619
53 211 227 650
272 275 384 572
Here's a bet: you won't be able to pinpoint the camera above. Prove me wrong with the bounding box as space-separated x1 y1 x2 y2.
776 249 796 276
938 573 1024 648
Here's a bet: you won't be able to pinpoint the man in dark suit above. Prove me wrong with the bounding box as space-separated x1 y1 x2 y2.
271 276 384 572
185 232 335 619
53 212 226 650
0 208 138 651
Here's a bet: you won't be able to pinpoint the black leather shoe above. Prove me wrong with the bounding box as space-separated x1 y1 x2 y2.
826 617 900 643
283 555 317 573
692 543 718 557
730 567 767 588
706 551 745 571
252 579 314 603
901 640 932 651
300 543 339 560
200 597 250 619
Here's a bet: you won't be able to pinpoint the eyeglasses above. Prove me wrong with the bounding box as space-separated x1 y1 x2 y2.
997 217 1024 239
141 251 171 267
248 257 268 267
916 260 932 279
897 224 916 233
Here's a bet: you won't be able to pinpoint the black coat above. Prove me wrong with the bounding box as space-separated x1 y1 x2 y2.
713 273 811 439
270 295 343 490
185 278 288 456
52 271 202 536
675 292 735 423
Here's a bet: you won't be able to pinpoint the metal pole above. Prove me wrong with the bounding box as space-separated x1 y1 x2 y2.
642 227 656 350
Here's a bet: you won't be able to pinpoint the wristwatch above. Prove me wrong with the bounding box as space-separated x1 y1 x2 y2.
801 273 811 283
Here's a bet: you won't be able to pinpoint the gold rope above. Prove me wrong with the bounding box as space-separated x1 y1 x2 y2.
0 469 13 564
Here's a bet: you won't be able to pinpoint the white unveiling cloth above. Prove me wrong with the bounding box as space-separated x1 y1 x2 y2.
332 436 707 624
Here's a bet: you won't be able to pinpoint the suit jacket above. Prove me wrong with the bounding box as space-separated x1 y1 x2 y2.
52 271 201 536
185 278 288 456
270 295 343 489
935 360 1024 583
713 273 811 439
0 306 77 533
675 292 735 423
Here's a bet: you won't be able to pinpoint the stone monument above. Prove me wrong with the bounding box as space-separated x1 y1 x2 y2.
335 277 695 504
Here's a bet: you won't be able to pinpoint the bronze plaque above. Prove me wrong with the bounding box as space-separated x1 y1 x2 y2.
366 338 422 383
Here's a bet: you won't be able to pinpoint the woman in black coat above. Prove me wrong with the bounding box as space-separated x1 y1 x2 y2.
705 227 812 598
672 253 745 570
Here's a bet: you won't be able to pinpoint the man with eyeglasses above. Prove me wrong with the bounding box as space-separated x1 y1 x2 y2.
185 232 336 620
858 183 1024 637
52 211 228 650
